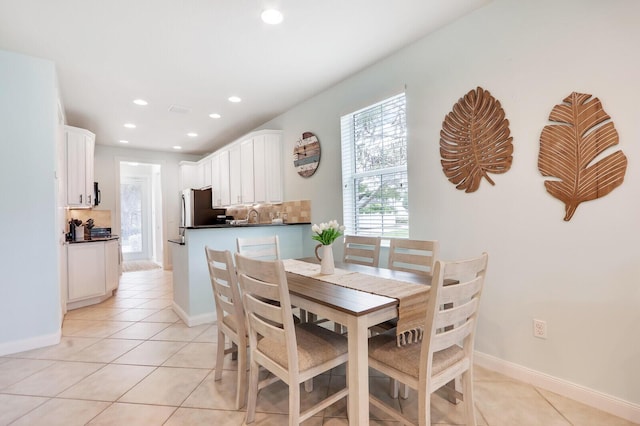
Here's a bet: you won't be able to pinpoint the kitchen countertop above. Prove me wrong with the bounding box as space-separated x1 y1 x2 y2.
68 236 120 244
180 222 310 230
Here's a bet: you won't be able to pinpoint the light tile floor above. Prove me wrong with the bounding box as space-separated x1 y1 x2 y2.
0 269 636 425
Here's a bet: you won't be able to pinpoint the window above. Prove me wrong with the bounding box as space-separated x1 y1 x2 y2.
341 93 408 238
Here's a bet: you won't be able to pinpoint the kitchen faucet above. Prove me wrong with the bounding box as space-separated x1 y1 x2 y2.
247 208 259 224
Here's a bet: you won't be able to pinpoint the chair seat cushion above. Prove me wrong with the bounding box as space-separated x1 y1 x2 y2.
257 322 347 372
368 330 464 378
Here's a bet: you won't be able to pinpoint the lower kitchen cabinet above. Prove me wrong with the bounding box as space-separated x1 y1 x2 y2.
66 239 120 309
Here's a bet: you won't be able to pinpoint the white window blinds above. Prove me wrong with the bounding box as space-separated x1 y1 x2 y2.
341 93 408 238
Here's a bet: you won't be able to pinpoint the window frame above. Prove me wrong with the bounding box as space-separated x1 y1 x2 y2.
341 92 408 238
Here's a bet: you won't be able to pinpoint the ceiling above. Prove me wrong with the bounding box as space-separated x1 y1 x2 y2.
0 0 490 155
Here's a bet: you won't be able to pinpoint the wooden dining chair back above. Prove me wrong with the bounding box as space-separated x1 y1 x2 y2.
387 238 439 276
235 253 349 425
204 246 247 409
368 252 489 426
236 235 281 260
343 235 381 267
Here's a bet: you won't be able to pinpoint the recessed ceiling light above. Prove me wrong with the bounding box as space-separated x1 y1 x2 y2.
124 123 136 129
173 145 182 150
209 113 221 119
133 99 148 106
187 132 198 137
261 9 283 25
119 140 129 144
228 96 242 103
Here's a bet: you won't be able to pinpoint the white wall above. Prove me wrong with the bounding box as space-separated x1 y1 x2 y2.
93 145 199 268
260 0 640 411
0 50 61 354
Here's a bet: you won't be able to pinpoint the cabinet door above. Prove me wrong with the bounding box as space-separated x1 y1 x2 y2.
105 240 120 292
210 154 221 207
218 150 231 206
253 135 266 203
67 243 106 301
65 127 95 207
84 133 95 206
180 162 198 190
240 139 255 203
229 144 242 205
264 133 283 203
202 159 212 189
65 131 86 206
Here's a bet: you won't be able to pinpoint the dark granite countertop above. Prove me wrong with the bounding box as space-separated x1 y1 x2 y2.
68 236 120 244
180 222 310 230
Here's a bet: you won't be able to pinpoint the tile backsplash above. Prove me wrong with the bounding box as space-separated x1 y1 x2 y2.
226 200 311 224
66 209 111 228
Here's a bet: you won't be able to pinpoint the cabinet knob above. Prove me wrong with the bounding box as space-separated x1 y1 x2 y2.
80 194 83 203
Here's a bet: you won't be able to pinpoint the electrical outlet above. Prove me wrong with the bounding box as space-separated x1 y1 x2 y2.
533 319 547 339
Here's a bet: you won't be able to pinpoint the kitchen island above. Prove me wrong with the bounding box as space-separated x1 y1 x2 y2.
169 223 313 326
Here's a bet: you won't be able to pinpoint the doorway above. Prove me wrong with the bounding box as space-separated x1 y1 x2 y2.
119 161 163 267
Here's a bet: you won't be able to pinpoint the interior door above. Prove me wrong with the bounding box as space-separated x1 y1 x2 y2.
120 176 151 261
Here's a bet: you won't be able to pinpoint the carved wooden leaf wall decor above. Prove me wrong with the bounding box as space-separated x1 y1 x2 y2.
440 87 513 193
538 92 628 221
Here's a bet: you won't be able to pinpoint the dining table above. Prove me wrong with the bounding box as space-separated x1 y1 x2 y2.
283 257 432 426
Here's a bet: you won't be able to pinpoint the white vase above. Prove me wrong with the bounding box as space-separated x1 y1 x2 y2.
315 243 335 274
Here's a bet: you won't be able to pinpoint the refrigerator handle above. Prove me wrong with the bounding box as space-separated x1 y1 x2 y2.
181 193 186 227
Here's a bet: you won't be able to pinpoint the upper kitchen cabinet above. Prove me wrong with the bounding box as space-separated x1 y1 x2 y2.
211 150 231 207
237 130 283 204
197 129 282 206
180 160 211 190
256 132 283 203
65 125 95 208
179 161 198 190
240 138 256 203
198 159 212 189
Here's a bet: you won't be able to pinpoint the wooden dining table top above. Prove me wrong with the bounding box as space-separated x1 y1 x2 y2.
284 257 432 317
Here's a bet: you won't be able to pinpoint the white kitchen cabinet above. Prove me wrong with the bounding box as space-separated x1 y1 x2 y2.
180 161 198 190
65 125 95 207
105 239 120 292
211 151 231 207
197 159 212 189
202 129 282 207
240 138 255 204
67 243 105 302
263 133 283 203
228 144 241 204
66 239 121 309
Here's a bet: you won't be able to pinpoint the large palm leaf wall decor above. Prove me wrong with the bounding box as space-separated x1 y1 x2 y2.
440 86 513 193
538 92 627 221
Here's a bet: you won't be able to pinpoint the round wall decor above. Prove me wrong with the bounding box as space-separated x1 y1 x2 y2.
293 132 321 177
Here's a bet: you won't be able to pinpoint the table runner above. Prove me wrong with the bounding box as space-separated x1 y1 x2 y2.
283 259 428 346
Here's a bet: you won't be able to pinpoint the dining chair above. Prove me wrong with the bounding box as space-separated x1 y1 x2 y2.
237 235 311 327
367 252 489 426
204 246 247 409
343 235 381 267
387 238 439 276
336 235 382 333
235 253 349 425
236 235 280 260
383 238 440 398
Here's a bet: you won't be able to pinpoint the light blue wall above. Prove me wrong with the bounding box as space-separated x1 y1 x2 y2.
0 50 60 353
259 0 640 408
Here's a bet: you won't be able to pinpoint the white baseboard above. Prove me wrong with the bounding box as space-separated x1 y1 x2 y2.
0 329 61 357
474 351 640 424
171 301 215 327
